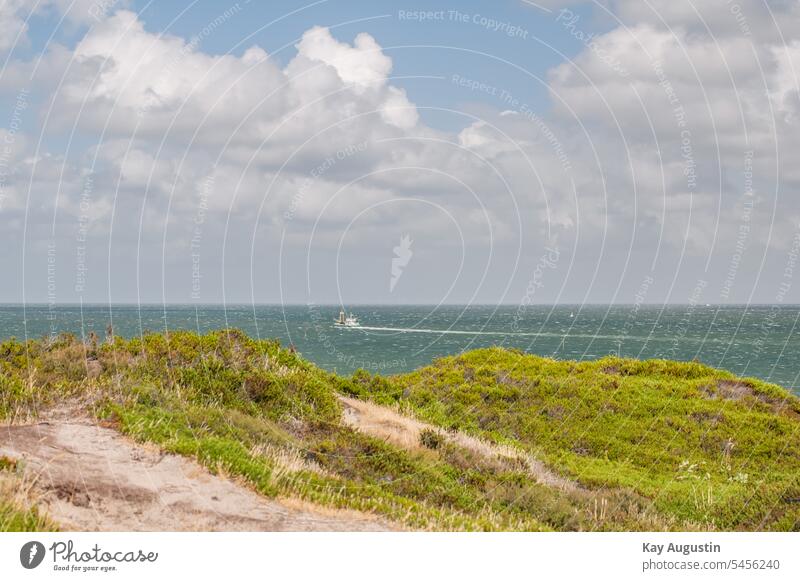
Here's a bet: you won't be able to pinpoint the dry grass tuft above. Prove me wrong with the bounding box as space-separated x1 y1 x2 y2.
251 443 331 479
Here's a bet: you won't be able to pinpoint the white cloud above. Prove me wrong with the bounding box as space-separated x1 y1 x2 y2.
380 86 418 129
295 26 392 91
43 12 422 146
543 8 800 256
5 2 800 303
770 40 800 123
0 0 34 53
0 0 127 54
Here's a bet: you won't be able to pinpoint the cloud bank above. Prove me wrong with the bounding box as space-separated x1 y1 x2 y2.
1 1 799 306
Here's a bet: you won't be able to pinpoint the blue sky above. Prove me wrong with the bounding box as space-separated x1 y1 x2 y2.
2 0 800 305
17 0 599 132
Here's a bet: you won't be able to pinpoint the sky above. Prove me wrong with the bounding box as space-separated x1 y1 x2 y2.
1 0 800 305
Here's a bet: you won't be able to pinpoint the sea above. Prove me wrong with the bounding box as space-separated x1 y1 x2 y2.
1 304 798 392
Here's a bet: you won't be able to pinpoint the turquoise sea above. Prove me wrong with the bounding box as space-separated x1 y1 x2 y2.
1 304 798 392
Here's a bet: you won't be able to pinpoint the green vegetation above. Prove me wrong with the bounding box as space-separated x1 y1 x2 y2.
0 455 56 532
1 331 799 531
343 347 800 531
0 498 55 532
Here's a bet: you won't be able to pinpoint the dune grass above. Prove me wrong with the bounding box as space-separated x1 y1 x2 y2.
1 331 798 531
340 347 800 531
0 456 57 532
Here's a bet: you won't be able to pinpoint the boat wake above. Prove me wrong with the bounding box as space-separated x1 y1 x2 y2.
354 325 569 338
349 325 697 343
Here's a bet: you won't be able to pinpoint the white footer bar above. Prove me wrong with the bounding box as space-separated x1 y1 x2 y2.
2 532 797 580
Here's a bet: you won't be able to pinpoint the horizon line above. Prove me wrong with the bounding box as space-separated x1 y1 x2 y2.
2 302 798 307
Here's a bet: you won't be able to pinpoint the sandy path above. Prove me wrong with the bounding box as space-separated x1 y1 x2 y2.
0 420 393 531
339 396 577 491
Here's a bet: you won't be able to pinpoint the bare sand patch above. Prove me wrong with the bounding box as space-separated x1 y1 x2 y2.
0 419 394 531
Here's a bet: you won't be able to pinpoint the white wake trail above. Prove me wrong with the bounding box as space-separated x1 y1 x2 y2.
341 325 683 343
349 325 583 338
353 325 532 336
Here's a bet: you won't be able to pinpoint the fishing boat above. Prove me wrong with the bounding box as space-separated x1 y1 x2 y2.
334 309 360 327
